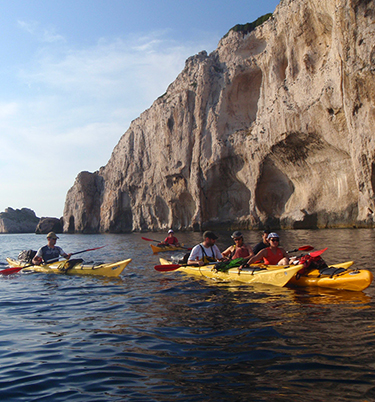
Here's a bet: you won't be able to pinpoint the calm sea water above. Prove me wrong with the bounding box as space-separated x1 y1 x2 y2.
0 229 375 401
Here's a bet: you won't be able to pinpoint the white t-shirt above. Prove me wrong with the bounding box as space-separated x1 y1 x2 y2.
188 243 222 262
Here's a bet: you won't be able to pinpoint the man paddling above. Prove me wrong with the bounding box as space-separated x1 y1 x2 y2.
252 230 270 255
32 232 72 265
188 231 223 266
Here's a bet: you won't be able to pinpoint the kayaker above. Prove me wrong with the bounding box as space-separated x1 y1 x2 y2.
242 232 289 266
32 232 72 265
222 231 254 260
158 230 180 247
252 230 271 255
188 231 223 266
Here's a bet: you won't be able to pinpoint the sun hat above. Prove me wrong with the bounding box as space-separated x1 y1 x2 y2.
46 231 59 239
231 231 243 239
203 231 218 240
267 232 279 239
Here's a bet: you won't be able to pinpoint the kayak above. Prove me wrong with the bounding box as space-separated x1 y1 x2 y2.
158 258 303 287
288 261 373 291
151 244 187 253
6 257 132 277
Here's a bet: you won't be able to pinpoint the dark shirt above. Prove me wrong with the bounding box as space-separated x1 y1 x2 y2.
252 241 268 255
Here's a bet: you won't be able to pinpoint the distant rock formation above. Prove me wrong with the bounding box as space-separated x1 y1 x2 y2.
35 217 63 234
0 208 40 233
63 0 375 232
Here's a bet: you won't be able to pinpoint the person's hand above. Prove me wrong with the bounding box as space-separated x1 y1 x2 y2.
67 253 72 260
34 256 43 265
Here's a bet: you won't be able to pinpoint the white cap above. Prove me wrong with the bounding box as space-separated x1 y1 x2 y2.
267 232 279 239
168 229 174 234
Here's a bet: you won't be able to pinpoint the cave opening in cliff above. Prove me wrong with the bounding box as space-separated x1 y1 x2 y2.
255 158 294 218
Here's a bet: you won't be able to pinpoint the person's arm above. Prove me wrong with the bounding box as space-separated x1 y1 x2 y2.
32 255 43 265
173 237 180 247
213 245 223 261
245 248 267 265
32 248 43 265
246 244 254 258
222 245 234 258
59 247 71 260
188 246 204 265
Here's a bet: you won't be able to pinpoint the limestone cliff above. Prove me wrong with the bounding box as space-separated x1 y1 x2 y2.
64 0 375 233
0 208 40 233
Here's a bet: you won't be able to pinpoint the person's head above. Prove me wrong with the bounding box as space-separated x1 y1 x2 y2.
47 231 59 247
231 231 243 245
202 231 218 247
168 229 174 237
262 230 271 243
267 232 280 247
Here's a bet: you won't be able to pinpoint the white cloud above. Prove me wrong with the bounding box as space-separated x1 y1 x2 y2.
0 30 217 216
17 19 66 43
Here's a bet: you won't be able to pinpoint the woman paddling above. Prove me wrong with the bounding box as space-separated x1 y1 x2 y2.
222 231 254 260
243 232 289 266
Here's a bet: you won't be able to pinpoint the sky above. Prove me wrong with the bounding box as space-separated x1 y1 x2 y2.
0 0 280 218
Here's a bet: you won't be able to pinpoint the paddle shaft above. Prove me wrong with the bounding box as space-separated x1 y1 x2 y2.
154 262 218 272
143 236 191 251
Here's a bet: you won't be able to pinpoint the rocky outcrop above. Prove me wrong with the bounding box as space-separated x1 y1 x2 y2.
63 0 375 232
35 217 63 234
0 208 40 233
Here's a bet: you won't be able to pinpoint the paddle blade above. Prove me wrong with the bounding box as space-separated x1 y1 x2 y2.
0 267 24 276
310 247 328 257
154 264 181 272
298 245 314 251
287 245 314 253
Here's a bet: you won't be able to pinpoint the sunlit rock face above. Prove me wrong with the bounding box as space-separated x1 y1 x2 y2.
0 208 39 233
63 0 375 233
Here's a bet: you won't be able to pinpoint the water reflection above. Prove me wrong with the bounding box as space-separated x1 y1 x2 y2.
0 230 374 401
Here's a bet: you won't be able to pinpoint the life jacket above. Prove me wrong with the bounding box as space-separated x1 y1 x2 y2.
199 244 216 263
40 245 61 262
263 247 284 265
164 236 179 245
232 244 252 259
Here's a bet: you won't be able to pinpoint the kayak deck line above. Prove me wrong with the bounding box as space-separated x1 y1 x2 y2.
6 258 132 277
158 258 303 287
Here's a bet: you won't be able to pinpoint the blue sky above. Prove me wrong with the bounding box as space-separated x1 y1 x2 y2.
0 0 280 218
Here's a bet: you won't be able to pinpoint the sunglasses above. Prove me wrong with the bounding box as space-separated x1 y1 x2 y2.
233 238 242 241
269 238 279 242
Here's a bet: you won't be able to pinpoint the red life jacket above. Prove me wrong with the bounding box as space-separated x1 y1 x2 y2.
263 247 284 265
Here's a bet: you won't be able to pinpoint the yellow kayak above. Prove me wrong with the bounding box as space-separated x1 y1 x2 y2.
288 261 373 291
6 257 132 277
158 258 303 287
151 244 187 253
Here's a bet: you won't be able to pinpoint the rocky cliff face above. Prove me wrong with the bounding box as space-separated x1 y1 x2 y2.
63 0 375 233
0 208 40 233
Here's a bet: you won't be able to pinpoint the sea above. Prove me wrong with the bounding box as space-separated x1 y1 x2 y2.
0 229 375 401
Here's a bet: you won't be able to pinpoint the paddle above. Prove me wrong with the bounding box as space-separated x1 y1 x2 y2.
287 245 314 253
0 245 107 276
154 262 218 272
142 236 191 251
309 247 328 257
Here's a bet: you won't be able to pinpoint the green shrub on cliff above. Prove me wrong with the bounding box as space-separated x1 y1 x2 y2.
225 13 273 37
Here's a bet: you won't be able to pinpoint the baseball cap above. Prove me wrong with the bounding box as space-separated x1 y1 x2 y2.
203 231 218 240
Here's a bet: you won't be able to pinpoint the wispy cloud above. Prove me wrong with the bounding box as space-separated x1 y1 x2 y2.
17 19 66 43
0 29 217 216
